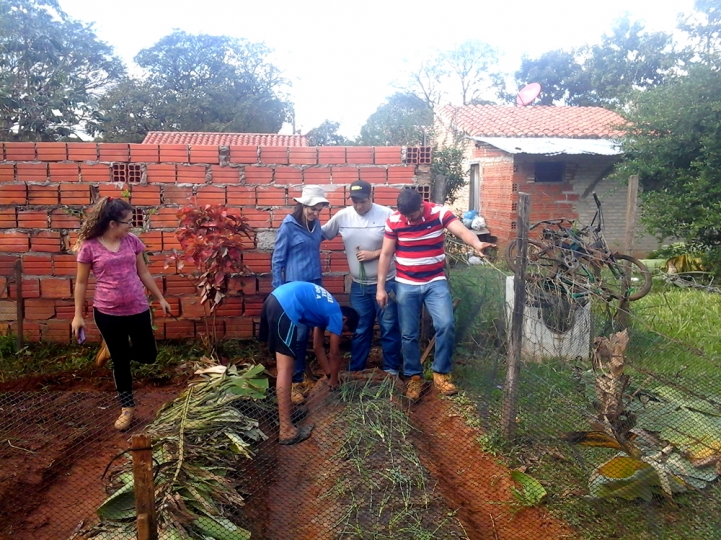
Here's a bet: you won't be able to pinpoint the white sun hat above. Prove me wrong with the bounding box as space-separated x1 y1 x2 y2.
293 185 329 206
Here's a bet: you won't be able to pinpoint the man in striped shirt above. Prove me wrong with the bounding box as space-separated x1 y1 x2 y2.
376 189 495 400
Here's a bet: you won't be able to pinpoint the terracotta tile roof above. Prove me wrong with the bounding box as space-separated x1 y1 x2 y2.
438 105 627 138
142 131 308 146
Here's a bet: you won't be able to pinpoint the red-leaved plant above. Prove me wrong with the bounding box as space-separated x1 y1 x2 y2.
168 202 253 313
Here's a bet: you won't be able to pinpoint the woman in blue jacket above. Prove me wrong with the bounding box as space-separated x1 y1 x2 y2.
271 185 329 404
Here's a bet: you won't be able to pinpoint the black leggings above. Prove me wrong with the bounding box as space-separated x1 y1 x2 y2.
94 308 157 408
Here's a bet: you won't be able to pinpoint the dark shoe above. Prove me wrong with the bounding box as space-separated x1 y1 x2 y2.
279 424 314 446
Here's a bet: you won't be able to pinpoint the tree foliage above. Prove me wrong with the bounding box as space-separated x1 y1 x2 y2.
358 93 432 146
92 31 292 141
0 0 124 141
305 120 352 146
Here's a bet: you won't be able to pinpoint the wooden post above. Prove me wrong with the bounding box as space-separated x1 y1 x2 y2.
14 259 23 350
502 193 530 440
617 175 639 329
131 434 157 540
432 174 447 204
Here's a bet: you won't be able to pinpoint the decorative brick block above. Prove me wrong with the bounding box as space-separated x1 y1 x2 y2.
331 166 359 183
18 210 49 228
147 164 177 184
130 185 161 206
4 142 36 161
176 165 207 184
303 167 332 185
130 143 159 162
99 143 130 162
195 185 226 205
159 144 189 162
80 163 110 182
273 166 302 185
189 145 220 164
31 231 62 253
229 146 258 164
318 147 346 165
289 147 317 165
374 146 402 165
0 184 27 205
0 164 14 183
16 163 48 182
0 208 16 229
28 184 59 205
36 142 68 162
67 143 98 161
210 165 240 184
49 162 80 182
244 166 273 185
259 147 288 165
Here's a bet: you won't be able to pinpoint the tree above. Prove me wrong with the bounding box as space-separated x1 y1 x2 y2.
618 63 721 268
678 0 721 63
92 31 292 140
305 120 352 146
0 0 124 141
513 50 586 105
357 93 432 146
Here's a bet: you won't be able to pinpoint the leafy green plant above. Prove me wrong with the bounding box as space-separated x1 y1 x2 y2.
510 470 547 508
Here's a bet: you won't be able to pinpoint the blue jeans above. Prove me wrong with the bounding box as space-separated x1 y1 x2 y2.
396 280 455 377
349 280 402 374
292 278 323 383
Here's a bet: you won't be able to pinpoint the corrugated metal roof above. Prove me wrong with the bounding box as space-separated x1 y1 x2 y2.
439 105 627 138
142 131 308 146
473 137 623 156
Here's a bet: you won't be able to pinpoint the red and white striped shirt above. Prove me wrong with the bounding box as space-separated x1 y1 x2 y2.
384 202 458 285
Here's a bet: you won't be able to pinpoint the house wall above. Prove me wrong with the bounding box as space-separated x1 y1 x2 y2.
0 142 421 343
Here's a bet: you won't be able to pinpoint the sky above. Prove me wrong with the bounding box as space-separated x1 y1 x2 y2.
58 0 696 138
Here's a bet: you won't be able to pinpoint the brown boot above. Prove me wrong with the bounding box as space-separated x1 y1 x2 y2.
291 383 305 405
433 372 458 396
114 407 135 431
405 375 423 400
95 340 111 368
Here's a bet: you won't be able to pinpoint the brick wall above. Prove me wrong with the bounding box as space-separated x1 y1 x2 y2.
0 142 421 343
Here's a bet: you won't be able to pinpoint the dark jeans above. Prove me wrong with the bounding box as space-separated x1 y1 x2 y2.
94 308 157 408
292 278 323 383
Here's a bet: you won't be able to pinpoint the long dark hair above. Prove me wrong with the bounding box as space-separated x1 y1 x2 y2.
74 197 133 251
291 202 305 223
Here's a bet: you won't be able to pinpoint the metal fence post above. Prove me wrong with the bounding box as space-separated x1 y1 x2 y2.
502 192 530 439
131 434 157 540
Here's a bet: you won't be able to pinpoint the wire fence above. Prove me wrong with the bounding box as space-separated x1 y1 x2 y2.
2 240 721 539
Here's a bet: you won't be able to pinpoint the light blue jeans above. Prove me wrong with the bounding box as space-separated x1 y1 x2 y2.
395 280 455 377
349 280 401 374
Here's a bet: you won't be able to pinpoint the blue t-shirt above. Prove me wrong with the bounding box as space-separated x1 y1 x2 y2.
270 282 343 336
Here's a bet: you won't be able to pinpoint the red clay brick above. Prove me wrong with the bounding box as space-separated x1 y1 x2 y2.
244 166 273 185
223 317 253 338
373 186 402 207
273 166 302 185
210 165 240 184
0 208 16 228
40 319 71 341
130 144 159 162
53 299 76 319
25 299 56 319
180 296 208 319
164 275 197 296
0 231 30 253
28 184 59 205
80 163 110 182
35 142 67 161
8 278 40 299
41 277 72 299
323 236 345 251
259 147 288 165
128 185 160 206
388 166 416 184
329 251 350 273
0 184 27 204
323 187 346 207
164 319 195 339
4 142 35 161
161 185 191 204
22 254 53 275
242 251 272 273
195 185 226 205
229 146 258 164
59 184 91 205
303 167 332 184
147 254 177 275
49 162 80 182
147 164 177 184
227 185 256 206
243 297 264 316
137 231 162 252
52 254 76 276
289 147 317 165
16 163 48 182
258 276 273 294
374 146 402 165
256 186 286 207
347 147 374 164
0 164 14 183
189 145 220 164
0 256 17 275
31 231 62 253
323 275 346 294
331 166 359 183
318 147 346 165
241 208 272 228
159 144 189 162
99 143 130 162
50 209 81 229
67 143 98 161
17 210 48 228
161 231 181 251
176 165 207 184
359 167 387 184
149 207 181 228
214 296 243 317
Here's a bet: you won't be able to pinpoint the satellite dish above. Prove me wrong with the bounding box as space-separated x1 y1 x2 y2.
516 83 541 106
